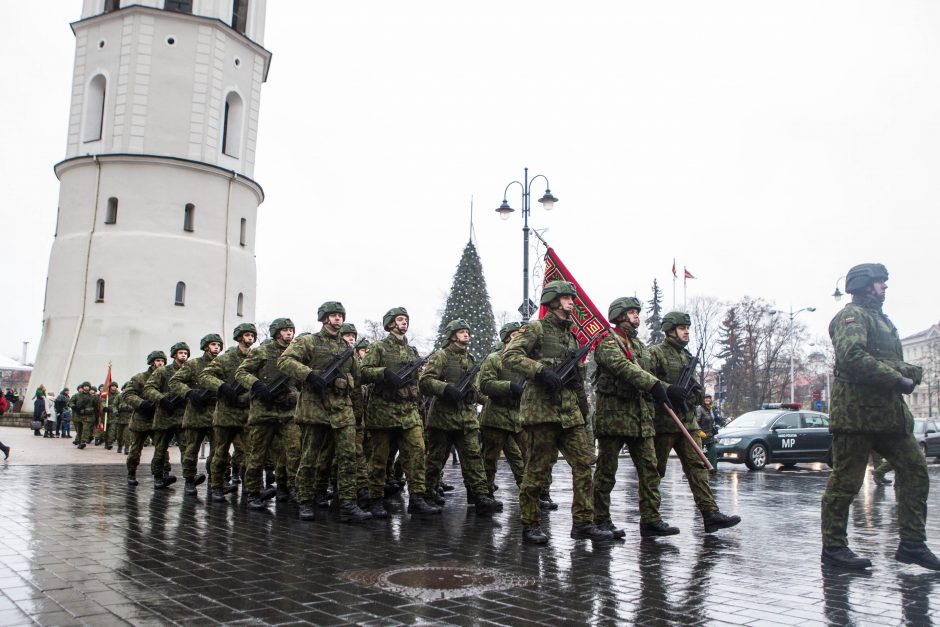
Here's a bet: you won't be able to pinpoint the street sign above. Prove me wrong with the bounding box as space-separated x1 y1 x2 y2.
518 299 537 318
814 400 824 411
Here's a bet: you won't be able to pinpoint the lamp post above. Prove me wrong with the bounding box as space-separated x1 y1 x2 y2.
495 167 558 321
831 276 846 302
769 305 816 403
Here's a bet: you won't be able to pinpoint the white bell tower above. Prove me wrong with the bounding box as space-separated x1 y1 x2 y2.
29 0 271 395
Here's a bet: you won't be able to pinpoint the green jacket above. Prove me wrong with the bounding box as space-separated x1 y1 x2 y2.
199 346 251 428
829 296 919 434
144 361 185 430
419 344 479 431
102 391 128 425
123 368 156 431
278 329 358 428
502 314 589 428
477 346 523 433
235 340 297 424
360 333 423 430
169 352 216 429
72 390 97 418
648 337 703 433
593 328 659 437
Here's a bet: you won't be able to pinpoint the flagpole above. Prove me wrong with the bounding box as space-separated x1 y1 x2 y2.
683 268 687 310
672 258 676 310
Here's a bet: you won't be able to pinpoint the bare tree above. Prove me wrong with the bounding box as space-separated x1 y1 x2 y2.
689 296 724 386
256 320 271 342
362 319 385 342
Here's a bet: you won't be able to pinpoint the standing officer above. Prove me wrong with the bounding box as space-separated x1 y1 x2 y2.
821 263 940 570
123 351 165 486
649 312 740 533
503 280 613 544
73 382 97 450
592 297 679 539
144 342 190 490
278 302 371 523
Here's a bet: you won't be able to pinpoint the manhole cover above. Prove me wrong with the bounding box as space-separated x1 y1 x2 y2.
342 561 536 601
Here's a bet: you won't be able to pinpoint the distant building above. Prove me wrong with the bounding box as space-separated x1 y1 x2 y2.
0 356 32 406
902 321 940 418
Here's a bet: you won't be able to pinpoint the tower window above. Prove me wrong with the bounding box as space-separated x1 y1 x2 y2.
105 197 118 224
104 0 120 13
164 0 193 13
183 203 195 232
221 92 244 158
239 218 247 246
232 0 249 35
95 279 105 303
175 282 186 306
83 74 107 143
237 292 244 317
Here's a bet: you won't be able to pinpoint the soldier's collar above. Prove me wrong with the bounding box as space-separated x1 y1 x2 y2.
851 294 884 312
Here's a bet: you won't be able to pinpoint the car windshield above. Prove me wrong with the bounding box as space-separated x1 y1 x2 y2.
726 411 777 429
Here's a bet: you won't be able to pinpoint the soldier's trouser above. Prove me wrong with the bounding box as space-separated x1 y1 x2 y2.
211 426 244 488
520 423 594 527
480 426 526 489
355 425 369 491
74 419 83 443
111 422 127 448
150 428 178 477
425 427 489 498
296 423 358 502
81 415 96 444
869 452 894 477
279 421 300 489
368 427 426 499
821 433 928 547
593 435 662 525
181 426 212 480
245 420 292 493
313 432 336 492
126 427 151 475
654 432 717 513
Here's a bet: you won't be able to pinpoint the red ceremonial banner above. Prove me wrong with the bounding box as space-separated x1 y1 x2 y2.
537 247 611 348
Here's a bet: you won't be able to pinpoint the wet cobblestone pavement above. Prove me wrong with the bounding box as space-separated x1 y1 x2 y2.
0 459 938 626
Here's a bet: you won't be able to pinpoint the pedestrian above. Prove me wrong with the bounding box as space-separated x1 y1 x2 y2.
820 263 940 570
696 395 720 472
0 440 9 459
0 394 7 416
54 388 70 437
44 391 56 437
60 406 72 439
32 386 47 436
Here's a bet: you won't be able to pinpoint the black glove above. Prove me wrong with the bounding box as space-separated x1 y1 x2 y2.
186 390 199 402
139 400 155 415
666 384 688 403
510 377 526 398
898 377 916 394
649 381 670 406
159 395 177 413
251 381 272 405
305 371 328 392
443 384 464 404
219 382 240 399
535 367 563 392
383 368 403 389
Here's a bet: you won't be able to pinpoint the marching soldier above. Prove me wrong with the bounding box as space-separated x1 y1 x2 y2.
123 351 166 486
592 297 679 539
72 382 97 450
419 319 500 514
101 381 122 451
144 342 190 490
821 263 940 570
110 381 133 454
503 280 613 544
649 312 740 533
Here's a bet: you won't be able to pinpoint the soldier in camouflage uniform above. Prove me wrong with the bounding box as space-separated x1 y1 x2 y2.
101 381 124 452
361 307 440 518
111 382 133 454
144 342 190 490
821 263 940 570
170 333 223 496
278 303 371 523
200 323 256 502
503 281 614 544
649 312 740 533
72 382 98 450
236 318 299 510
124 351 166 485
592 297 679 539
419 320 500 514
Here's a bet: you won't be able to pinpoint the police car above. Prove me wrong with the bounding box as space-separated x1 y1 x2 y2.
714 403 832 470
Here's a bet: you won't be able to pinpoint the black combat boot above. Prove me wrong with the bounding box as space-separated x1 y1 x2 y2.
570 522 615 541
640 520 680 538
872 472 892 487
193 473 206 488
163 474 177 487
408 495 441 516
127 473 138 487
539 494 558 511
77 442 86 450
523 525 548 544
702 510 741 533
428 492 446 506
276 484 290 502
258 486 277 501
104 442 113 450
822 546 872 570
441 481 455 492
369 498 389 519
474 495 500 515
489 493 504 512
595 521 627 539
247 492 268 510
895 540 940 571
383 481 402 498
94 438 101 446
314 489 331 508
340 499 373 523
116 444 123 454
356 487 370 510
184 478 198 496
298 501 316 521
231 463 241 484
210 487 226 502
222 481 238 495
154 475 168 490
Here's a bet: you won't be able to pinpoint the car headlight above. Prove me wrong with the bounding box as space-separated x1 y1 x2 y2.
718 438 742 445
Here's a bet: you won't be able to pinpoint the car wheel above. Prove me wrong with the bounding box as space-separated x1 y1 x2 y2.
745 443 768 471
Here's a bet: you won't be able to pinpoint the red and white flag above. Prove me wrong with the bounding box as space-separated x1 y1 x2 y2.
684 267 696 280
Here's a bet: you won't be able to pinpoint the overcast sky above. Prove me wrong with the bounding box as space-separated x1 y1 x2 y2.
4 1 939 362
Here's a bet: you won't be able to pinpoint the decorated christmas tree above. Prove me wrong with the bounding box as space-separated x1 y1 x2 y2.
435 240 499 359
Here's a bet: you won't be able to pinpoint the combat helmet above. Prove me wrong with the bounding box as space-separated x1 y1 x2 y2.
79 381 92 389
845 263 889 295
355 338 370 351
660 311 691 334
317 301 346 322
608 297 642 323
170 342 191 358
383 307 409 330
146 350 167 365
339 323 357 337
232 322 257 342
269 318 295 338
539 280 578 306
499 322 523 343
200 333 223 351
441 319 471 347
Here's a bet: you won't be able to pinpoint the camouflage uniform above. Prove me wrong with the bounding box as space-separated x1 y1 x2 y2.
144 361 185 480
477 346 527 489
200 346 250 490
72 389 98 446
104 389 130 452
169 350 218 482
124 367 160 477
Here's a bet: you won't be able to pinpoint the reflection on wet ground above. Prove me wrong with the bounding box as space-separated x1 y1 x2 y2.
0 460 937 625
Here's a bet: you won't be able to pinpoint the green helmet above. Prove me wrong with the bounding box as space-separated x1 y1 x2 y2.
355 338 370 351
339 323 357 336
269 318 295 337
232 322 257 342
383 307 409 330
539 280 578 306
845 263 889 295
608 297 642 322
440 319 470 347
80 381 92 389
146 350 167 365
317 301 346 322
200 333 223 350
170 342 191 358
499 322 523 343
661 311 691 334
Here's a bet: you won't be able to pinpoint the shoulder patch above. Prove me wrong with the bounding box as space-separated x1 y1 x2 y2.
844 316 856 324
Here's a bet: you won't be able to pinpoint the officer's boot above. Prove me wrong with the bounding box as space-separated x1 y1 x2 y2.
339 500 373 523
247 492 268 510
571 521 615 541
474 495 500 516
702 509 741 533
441 481 455 492
193 473 206 488
539 493 558 511
369 498 389 519
595 520 627 539
153 475 167 490
522 525 548 545
258 486 277 502
407 495 441 516
298 501 316 521
210 487 226 502
821 546 872 570
356 487 370 510
116 444 122 454
222 480 238 495
428 491 446 506
184 478 198 496
127 473 138 487
895 540 940 571
77 442 86 450
872 471 892 486
640 520 680 538
314 489 330 508
104 440 113 450
383 481 402 497
489 493 504 512
163 473 177 487
276 484 290 502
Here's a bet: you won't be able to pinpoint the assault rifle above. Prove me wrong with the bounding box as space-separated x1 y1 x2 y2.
544 342 593 405
189 389 217 410
264 375 293 409
449 364 481 403
388 353 431 388
159 393 187 415
306 346 355 402
676 347 703 398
